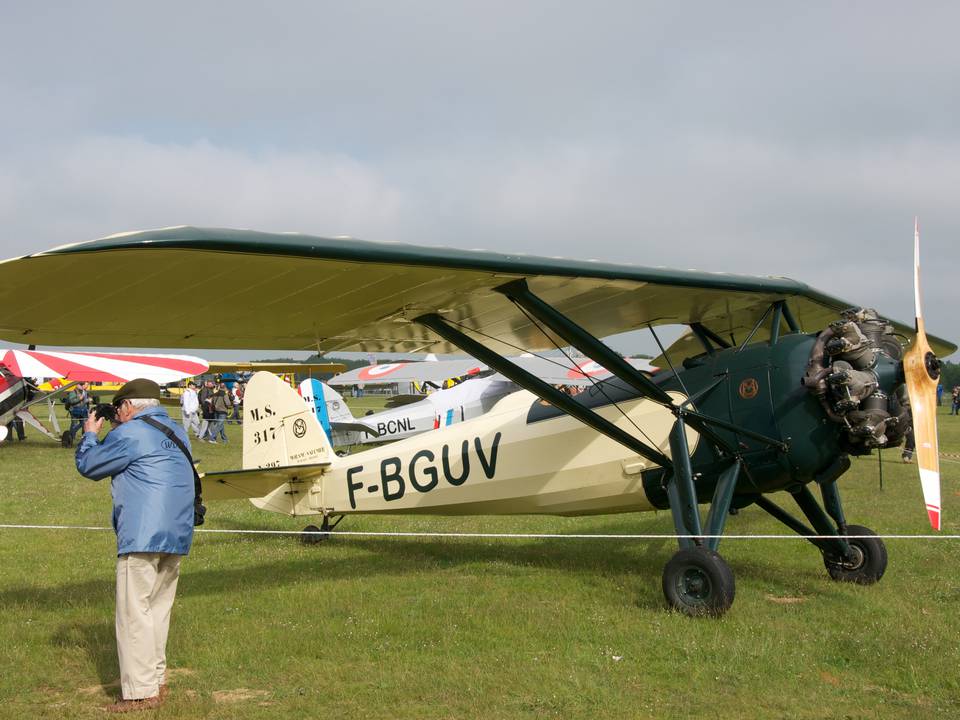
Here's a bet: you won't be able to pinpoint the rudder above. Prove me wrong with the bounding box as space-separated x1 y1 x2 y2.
243 372 334 470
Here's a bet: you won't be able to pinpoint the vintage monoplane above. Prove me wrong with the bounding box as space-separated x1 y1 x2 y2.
0 348 208 444
0 224 952 615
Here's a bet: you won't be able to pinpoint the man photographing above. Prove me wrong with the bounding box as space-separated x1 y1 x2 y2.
75 378 196 713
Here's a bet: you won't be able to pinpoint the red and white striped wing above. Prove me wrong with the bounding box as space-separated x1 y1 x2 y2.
0 350 208 384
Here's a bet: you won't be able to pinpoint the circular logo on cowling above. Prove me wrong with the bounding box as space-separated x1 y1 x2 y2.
738 378 759 400
292 418 307 438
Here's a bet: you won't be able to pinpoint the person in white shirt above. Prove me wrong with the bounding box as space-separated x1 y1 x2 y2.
229 382 243 424
180 381 201 438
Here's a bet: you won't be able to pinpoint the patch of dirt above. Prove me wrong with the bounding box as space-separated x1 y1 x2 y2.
765 594 805 604
76 669 194 697
77 679 119 696
819 671 842 687
212 688 271 703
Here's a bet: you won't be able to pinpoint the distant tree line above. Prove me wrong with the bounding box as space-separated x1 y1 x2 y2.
941 360 960 390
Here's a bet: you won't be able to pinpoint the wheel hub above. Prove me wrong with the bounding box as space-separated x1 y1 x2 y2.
828 543 865 571
679 566 712 603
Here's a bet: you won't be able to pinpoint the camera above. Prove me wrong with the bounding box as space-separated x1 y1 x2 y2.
94 403 118 423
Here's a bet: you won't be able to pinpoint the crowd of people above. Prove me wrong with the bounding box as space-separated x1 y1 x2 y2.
179 377 244 444
4 374 248 445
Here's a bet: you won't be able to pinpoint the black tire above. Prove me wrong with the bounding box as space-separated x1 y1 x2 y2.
823 524 887 584
300 524 328 545
662 547 736 617
60 431 73 448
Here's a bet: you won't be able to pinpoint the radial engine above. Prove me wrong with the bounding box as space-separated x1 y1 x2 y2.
801 308 924 454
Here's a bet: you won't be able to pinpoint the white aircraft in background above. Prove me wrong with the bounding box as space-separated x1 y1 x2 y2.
0 348 208 444
304 355 656 448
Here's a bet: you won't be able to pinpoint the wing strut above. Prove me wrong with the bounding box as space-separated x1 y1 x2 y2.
494 280 785 454
414 313 671 468
496 279 676 406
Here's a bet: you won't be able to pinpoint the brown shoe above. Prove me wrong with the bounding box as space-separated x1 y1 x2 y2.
103 695 162 713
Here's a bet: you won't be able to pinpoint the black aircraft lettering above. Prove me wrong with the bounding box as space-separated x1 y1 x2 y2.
343 433 503 508
376 417 414 436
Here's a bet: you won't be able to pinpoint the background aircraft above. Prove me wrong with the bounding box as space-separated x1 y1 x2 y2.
0 348 208 444
0 225 952 616
300 375 518 446
312 356 657 447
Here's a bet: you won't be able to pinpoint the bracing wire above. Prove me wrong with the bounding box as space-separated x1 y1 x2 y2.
506 299 662 450
441 312 661 451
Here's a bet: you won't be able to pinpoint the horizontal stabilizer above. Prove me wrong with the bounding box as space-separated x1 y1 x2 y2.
201 464 327 500
331 421 382 437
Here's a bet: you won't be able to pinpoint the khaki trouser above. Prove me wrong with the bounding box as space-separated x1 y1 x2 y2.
116 552 182 700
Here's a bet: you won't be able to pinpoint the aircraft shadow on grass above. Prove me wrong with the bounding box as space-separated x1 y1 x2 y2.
3 512 842 620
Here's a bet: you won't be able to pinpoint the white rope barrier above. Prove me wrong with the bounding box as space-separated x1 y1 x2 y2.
0 523 958 540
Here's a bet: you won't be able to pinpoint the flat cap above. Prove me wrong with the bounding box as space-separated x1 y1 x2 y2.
113 378 162 405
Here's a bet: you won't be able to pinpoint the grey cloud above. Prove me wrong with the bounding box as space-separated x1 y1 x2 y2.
0 2 957 358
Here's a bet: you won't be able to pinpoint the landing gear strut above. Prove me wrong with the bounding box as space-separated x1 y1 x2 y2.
754 481 888 586
659 419 742 616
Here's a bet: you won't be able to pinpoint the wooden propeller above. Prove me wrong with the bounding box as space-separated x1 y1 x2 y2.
902 218 942 530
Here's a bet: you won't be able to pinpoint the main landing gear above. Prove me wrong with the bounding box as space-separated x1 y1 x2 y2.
662 547 735 617
659 421 742 616
822 524 887 584
754 477 888 588
657 419 888 615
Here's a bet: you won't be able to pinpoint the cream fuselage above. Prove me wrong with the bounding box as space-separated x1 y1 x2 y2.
251 388 692 518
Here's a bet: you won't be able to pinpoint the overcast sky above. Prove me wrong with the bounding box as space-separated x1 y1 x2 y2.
1 2 957 360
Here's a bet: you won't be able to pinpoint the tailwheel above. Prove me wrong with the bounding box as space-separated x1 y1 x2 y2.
60 431 73 448
662 547 736 617
822 524 887 584
300 515 341 545
300 523 328 545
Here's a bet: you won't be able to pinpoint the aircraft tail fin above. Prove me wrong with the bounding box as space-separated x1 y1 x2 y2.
243 372 335 471
298 378 355 442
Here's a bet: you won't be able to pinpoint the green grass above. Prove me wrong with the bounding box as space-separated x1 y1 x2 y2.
1 403 959 718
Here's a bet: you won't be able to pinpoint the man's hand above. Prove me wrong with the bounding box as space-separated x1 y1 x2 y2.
83 415 104 435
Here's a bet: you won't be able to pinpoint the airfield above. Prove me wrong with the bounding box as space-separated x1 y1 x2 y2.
1 397 958 719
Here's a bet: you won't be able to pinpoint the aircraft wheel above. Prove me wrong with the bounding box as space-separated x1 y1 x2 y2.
60 432 73 448
662 547 735 617
823 525 887 584
300 524 328 545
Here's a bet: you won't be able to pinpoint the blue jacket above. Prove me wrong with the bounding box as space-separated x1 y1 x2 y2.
75 406 195 556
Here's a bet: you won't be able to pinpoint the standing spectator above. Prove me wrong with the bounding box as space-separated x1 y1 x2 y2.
197 379 216 440
74 379 195 712
936 383 944 406
901 427 915 463
208 382 231 443
952 386 960 416
180 381 201 438
63 381 91 446
5 415 25 442
229 382 243 424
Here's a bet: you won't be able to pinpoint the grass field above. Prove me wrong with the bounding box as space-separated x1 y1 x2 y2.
1 400 959 719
